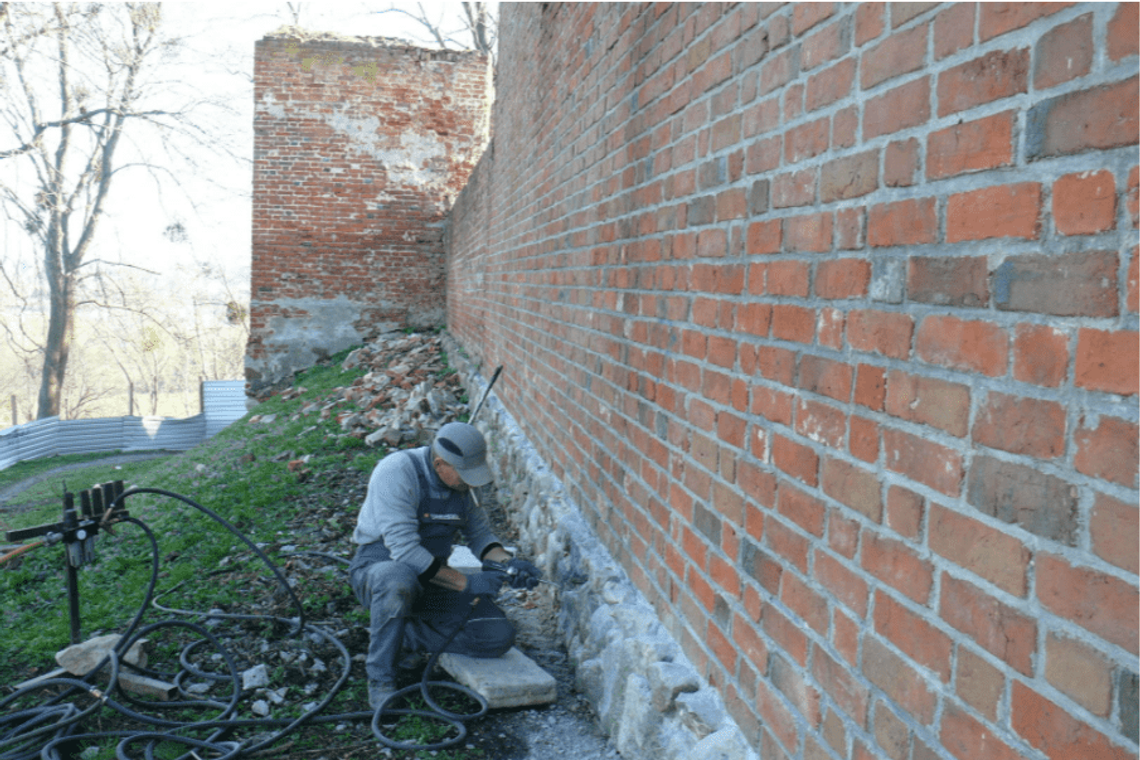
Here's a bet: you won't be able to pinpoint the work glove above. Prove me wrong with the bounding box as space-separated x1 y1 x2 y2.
465 569 507 599
505 558 542 590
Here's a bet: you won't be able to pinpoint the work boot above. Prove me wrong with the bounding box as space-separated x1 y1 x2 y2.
368 681 398 711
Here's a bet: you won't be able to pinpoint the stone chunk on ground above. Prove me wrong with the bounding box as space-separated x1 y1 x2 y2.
438 647 556 709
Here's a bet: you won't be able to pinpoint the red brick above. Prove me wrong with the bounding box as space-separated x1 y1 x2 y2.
891 3 938 27
773 170 817 208
773 433 819 487
815 550 869 617
926 111 1014 179
806 58 857 112
1012 682 1135 760
1013 323 1068 387
979 3 1070 41
820 150 879 202
737 303 772 337
908 256 989 308
862 636 937 725
796 397 846 449
784 212 832 252
974 391 1066 459
966 454 1079 545
833 106 858 149
864 77 930 138
772 304 816 343
816 258 870 300
785 117 831 163
862 530 933 604
848 310 914 360
883 426 963 497
997 249 1119 317
1054 170 1117 235
868 197 938 247
874 591 952 681
873 700 910 760
883 138 918 186
1108 1 1139 61
933 3 975 60
885 485 923 540
768 260 811 296
938 48 1029 117
956 647 1004 721
1090 492 1139 574
940 573 1036 675
916 314 1008 376
778 483 827 537
747 219 782 255
1075 328 1139 396
947 182 1042 241
1038 553 1139 654
885 370 970 437
929 504 1030 596
801 18 847 72
862 22 928 89
941 704 1023 760
829 510 861 559
1028 76 1139 158
765 602 810 666
854 363 886 410
850 415 878 459
1036 14 1093 90
813 646 869 725
822 457 883 522
799 354 853 402
781 570 830 635
793 3 835 35
856 2 885 46
1045 632 1114 717
733 614 769 671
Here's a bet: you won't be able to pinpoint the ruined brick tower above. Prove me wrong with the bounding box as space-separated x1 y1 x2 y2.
246 31 490 393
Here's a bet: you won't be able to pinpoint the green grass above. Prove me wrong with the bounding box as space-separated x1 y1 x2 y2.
0 353 362 691
0 342 496 758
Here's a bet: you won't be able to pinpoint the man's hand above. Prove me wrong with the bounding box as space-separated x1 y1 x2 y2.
465 569 507 598
504 558 542 590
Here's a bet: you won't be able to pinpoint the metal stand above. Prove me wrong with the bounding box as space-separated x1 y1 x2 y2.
5 480 129 644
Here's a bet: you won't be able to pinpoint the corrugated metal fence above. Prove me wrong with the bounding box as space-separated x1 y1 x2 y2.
0 381 247 471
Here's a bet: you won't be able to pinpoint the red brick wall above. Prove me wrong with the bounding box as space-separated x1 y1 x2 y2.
248 33 489 392
449 4 1139 758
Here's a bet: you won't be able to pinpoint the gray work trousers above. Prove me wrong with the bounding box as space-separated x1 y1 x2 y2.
349 560 515 686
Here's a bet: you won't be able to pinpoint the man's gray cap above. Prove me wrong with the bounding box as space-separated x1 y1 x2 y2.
433 422 493 487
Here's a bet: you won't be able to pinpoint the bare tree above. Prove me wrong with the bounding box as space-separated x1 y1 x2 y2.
0 3 227 419
377 2 496 61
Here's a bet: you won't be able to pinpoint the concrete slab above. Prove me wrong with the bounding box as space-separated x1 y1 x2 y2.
438 647 557 709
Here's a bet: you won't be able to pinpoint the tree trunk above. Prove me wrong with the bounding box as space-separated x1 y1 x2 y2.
37 263 74 418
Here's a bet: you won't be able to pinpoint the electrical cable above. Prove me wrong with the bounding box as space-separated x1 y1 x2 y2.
0 486 499 759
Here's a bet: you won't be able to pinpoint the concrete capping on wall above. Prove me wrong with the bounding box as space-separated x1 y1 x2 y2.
445 335 759 760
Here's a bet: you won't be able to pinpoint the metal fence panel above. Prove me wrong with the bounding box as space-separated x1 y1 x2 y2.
203 381 248 438
0 380 247 471
55 418 126 457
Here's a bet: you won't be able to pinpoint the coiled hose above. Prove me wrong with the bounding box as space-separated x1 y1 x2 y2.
0 487 490 758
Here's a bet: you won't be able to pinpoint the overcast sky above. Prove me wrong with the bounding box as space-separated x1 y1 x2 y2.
1 2 490 292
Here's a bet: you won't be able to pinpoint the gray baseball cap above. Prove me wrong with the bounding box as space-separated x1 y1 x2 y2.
432 422 493 487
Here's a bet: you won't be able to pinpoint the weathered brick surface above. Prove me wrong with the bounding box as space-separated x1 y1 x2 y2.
438 4 1137 759
247 34 489 392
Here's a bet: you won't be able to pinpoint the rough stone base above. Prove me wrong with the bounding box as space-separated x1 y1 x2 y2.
446 336 759 760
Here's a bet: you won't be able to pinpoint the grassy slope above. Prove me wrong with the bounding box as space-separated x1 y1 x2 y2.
0 348 381 685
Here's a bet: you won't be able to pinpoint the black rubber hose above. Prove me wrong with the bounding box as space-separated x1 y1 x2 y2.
2 486 501 758
370 597 490 751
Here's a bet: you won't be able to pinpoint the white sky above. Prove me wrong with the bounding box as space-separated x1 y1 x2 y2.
2 2 489 292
